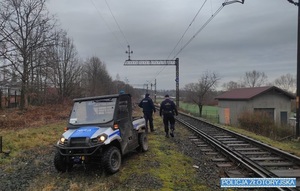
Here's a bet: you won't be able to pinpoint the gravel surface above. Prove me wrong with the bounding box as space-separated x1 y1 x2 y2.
0 123 226 191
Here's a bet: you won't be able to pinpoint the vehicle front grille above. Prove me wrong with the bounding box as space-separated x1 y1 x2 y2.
70 137 88 147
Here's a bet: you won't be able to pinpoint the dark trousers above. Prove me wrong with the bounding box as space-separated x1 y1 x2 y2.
143 111 154 132
163 113 175 133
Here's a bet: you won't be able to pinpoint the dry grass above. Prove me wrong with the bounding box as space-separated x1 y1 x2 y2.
0 104 71 162
0 104 71 130
1 106 211 190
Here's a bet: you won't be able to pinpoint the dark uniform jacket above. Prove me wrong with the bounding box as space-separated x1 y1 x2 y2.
159 99 178 116
139 97 156 113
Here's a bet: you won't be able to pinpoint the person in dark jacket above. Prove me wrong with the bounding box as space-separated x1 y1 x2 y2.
159 94 178 138
138 93 156 133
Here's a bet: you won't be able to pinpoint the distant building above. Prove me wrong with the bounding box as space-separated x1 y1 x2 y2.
215 86 295 126
0 85 21 108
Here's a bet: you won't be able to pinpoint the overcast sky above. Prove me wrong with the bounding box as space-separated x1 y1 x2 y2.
46 0 297 90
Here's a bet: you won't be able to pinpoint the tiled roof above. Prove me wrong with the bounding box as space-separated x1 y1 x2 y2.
215 86 295 100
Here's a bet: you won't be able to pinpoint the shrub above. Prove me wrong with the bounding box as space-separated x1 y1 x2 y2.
237 111 293 140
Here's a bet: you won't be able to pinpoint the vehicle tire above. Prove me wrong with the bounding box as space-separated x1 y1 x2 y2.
137 132 148 152
102 146 122 174
54 151 72 172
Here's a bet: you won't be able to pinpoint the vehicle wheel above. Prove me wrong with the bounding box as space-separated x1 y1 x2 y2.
54 151 72 172
102 146 122 174
137 132 148 152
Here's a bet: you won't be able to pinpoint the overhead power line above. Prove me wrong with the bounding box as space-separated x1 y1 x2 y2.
153 0 225 85
167 0 209 60
160 0 208 86
152 0 244 86
90 0 128 51
104 0 130 46
171 4 224 59
286 0 299 6
171 0 244 59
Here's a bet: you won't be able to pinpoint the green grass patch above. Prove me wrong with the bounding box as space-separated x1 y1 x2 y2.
180 102 217 116
178 102 218 123
0 121 66 164
156 99 218 120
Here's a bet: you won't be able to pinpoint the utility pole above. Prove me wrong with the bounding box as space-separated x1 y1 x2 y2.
269 0 299 136
144 84 149 93
124 58 180 107
286 0 300 137
296 0 300 137
154 79 157 103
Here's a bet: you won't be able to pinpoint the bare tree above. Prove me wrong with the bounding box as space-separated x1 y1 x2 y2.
222 81 244 91
274 73 296 94
242 70 268 87
184 71 220 117
82 57 113 96
47 31 82 101
0 0 56 109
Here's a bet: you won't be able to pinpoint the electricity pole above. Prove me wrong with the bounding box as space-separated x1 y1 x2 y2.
154 79 157 103
296 0 300 137
282 0 299 137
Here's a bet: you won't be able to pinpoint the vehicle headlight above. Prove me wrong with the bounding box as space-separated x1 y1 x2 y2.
91 134 107 144
59 137 67 145
98 134 107 143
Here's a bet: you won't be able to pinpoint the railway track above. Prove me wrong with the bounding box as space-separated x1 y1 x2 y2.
176 112 300 191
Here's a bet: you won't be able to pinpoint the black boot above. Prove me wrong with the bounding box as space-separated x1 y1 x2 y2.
165 132 169 138
170 129 174 137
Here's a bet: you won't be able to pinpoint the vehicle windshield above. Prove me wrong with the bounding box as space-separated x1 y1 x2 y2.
69 98 116 125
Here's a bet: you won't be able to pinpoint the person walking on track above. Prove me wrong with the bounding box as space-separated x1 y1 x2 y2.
159 94 178 138
139 93 156 133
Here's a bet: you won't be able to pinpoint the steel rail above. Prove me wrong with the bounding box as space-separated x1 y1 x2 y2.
176 113 298 191
177 118 273 178
180 112 300 166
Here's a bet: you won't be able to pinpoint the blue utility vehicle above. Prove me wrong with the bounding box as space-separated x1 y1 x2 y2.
54 94 148 174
